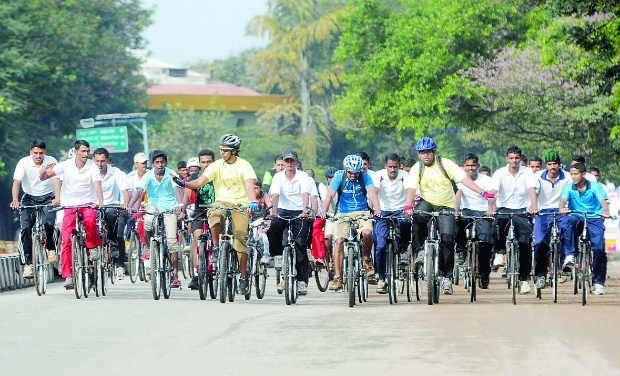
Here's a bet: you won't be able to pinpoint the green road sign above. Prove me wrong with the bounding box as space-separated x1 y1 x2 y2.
76 126 129 153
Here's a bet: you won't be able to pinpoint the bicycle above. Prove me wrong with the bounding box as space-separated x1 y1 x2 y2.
94 205 124 296
248 216 269 300
190 209 218 300
143 209 176 300
459 212 494 303
311 219 332 292
17 204 54 296
59 205 96 299
415 210 455 305
178 218 193 280
205 205 249 304
330 214 372 308
533 211 562 303
494 210 529 305
377 215 404 305
127 212 147 283
401 218 421 302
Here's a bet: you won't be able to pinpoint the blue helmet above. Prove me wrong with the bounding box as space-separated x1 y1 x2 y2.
415 137 438 152
343 155 363 173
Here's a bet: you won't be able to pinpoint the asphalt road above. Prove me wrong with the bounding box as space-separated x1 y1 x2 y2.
1 265 619 376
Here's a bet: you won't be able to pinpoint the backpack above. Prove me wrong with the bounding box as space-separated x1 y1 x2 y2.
418 156 458 194
335 172 368 208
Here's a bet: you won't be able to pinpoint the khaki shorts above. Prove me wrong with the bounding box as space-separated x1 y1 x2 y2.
324 220 335 238
207 202 249 254
333 211 373 239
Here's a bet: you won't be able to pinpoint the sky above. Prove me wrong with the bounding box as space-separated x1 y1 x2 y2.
141 0 269 66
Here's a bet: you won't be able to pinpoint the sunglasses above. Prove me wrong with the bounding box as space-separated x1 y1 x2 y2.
219 148 235 153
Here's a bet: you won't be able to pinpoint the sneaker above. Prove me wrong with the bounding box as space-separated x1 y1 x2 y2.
297 281 308 295
239 277 249 295
260 254 272 265
562 255 575 272
183 245 191 254
535 276 546 290
171 279 182 288
277 278 285 294
331 279 344 292
47 250 58 264
64 277 74 289
441 277 453 295
456 251 466 266
519 281 531 295
593 283 605 295
23 264 34 279
367 273 378 285
188 276 199 290
414 251 424 267
480 274 490 289
376 280 388 294
493 253 504 268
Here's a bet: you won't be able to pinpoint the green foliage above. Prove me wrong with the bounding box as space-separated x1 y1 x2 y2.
190 49 260 89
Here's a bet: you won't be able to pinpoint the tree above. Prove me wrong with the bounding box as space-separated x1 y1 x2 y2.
190 49 260 89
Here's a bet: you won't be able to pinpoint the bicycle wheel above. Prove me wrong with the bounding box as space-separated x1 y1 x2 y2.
72 235 82 299
177 232 187 280
105 246 116 286
314 260 330 292
424 242 434 305
218 243 229 303
227 251 237 303
453 252 460 286
509 244 518 305
150 240 161 300
197 246 208 300
283 246 293 305
128 231 139 284
244 249 254 301
162 246 172 299
551 241 559 303
32 234 44 296
348 246 356 308
255 255 267 299
406 249 414 302
470 243 477 303
581 245 591 306
387 242 397 305
82 247 90 298
98 258 108 297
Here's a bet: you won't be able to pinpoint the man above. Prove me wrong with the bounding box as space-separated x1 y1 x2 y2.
320 167 338 263
356 151 380 278
40 140 103 289
267 150 312 295
320 154 381 292
174 134 258 296
528 150 569 290
11 140 61 279
559 163 610 295
130 150 184 288
492 145 535 294
177 161 188 180
400 157 415 173
262 154 285 193
528 156 543 173
184 151 216 290
479 166 492 177
404 137 493 295
455 153 497 289
374 153 410 293
571 155 598 183
93 148 129 276
589 167 601 182
125 152 149 252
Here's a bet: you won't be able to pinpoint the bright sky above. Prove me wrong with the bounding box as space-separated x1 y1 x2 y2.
142 0 268 66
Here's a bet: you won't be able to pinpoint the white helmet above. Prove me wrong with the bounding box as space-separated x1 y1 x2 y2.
219 134 241 149
187 157 200 168
343 154 363 173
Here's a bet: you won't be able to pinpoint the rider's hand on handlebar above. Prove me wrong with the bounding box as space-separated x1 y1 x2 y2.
51 197 60 206
171 174 186 187
559 207 569 215
403 205 414 217
527 203 538 215
10 199 20 209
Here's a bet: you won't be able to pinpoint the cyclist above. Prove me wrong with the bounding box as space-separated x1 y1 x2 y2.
177 161 188 180
93 148 130 276
528 150 569 289
455 153 497 289
319 154 381 292
374 153 409 294
267 150 312 295
528 156 543 173
320 167 338 262
399 157 415 173
39 140 103 289
262 154 285 193
589 167 601 182
492 145 534 294
125 152 149 256
129 150 184 288
479 166 492 177
174 134 258 296
558 162 610 295
404 137 493 295
183 154 216 290
11 140 61 279
571 155 599 183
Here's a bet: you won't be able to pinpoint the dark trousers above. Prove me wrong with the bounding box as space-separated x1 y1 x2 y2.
20 193 56 264
412 199 456 278
103 208 128 265
456 208 494 278
559 215 606 284
495 208 533 281
266 209 311 283
373 210 410 280
533 208 558 276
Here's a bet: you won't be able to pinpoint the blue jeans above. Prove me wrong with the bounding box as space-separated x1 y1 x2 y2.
373 210 410 280
533 208 558 277
559 215 606 284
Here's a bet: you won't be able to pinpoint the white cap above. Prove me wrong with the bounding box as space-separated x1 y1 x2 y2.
187 157 200 168
133 152 148 163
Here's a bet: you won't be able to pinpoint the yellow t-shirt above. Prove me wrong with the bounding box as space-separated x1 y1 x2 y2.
404 157 465 208
202 157 257 205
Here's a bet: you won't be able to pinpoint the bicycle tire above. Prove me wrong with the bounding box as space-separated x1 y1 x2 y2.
348 246 356 307
150 240 161 300
218 242 229 303
162 245 172 299
424 242 434 305
227 250 236 303
276 269 282 294
582 244 591 306
105 246 116 286
387 242 396 304
128 232 139 284
98 259 107 297
71 235 82 299
509 243 518 305
470 243 477 303
255 257 267 299
453 252 460 286
32 234 45 296
198 246 208 300
551 241 558 303
283 246 292 305
406 250 414 302
314 261 330 292
244 249 254 301
82 247 90 298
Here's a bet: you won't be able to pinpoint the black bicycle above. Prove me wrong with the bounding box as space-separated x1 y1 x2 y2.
533 211 562 302
378 215 403 305
144 210 175 300
459 213 494 303
127 213 147 283
17 204 54 296
248 216 269 300
495 210 529 305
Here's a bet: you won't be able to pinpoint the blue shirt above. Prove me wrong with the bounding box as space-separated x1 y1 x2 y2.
137 168 179 211
560 180 606 218
329 170 374 214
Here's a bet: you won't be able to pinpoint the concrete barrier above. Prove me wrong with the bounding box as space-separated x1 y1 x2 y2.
0 253 56 292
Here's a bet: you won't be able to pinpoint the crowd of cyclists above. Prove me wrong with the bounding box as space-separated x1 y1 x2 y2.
9 133 613 304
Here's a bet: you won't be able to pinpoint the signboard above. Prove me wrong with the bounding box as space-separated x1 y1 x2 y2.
76 126 129 153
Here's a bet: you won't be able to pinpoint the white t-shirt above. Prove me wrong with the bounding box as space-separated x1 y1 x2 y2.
13 155 57 196
319 182 337 215
376 169 407 211
53 159 101 206
528 170 570 210
458 173 498 212
98 166 127 205
269 170 311 211
493 165 533 209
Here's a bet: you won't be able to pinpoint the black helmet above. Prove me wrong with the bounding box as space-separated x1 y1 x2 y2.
325 166 338 178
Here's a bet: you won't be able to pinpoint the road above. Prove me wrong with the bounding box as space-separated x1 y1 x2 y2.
1 265 619 376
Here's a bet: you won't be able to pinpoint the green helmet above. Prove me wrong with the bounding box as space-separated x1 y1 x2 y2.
544 150 561 164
